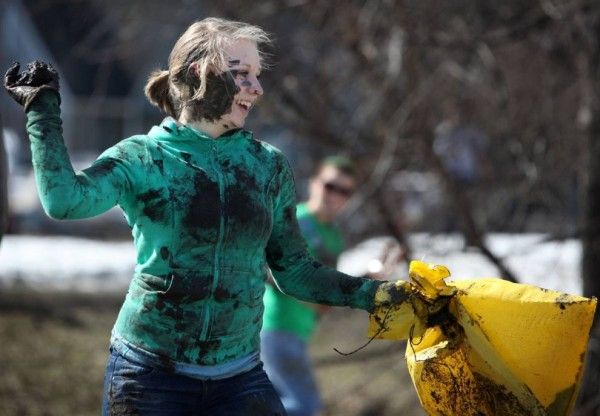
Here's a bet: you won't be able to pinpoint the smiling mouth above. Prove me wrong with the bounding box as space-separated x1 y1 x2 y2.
236 99 252 111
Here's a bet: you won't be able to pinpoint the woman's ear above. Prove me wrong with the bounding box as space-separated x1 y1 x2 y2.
189 62 200 77
190 61 219 78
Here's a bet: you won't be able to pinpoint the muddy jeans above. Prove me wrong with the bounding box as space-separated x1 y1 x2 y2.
102 347 286 415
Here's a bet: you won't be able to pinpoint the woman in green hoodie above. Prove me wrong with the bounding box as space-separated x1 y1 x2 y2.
4 17 418 415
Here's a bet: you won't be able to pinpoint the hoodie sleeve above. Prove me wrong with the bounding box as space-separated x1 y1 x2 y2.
265 155 383 312
25 91 134 219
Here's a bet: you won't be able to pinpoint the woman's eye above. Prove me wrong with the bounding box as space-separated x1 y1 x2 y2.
229 70 247 79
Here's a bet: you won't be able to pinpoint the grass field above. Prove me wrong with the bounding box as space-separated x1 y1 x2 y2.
0 290 424 415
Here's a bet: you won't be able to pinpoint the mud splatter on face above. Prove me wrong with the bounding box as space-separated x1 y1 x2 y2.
190 72 240 122
230 69 253 88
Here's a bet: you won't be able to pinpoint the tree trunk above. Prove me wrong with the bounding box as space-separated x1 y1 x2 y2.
577 24 600 412
577 103 600 414
0 114 7 244
582 100 600 300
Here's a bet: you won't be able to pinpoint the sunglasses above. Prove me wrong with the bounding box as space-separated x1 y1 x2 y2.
323 181 354 197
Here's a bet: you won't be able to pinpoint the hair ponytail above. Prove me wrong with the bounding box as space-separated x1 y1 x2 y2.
144 70 177 118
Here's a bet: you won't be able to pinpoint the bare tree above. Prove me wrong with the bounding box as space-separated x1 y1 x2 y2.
577 4 600 413
0 113 7 244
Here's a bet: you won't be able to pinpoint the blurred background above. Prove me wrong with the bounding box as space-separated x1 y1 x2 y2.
1 0 599 414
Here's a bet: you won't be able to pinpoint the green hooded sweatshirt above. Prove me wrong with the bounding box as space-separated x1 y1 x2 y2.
26 91 382 366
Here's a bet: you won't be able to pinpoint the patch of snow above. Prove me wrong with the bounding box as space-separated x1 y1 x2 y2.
0 233 583 295
338 233 582 295
0 235 135 292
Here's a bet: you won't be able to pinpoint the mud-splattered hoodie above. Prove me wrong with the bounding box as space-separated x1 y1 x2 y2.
26 91 383 366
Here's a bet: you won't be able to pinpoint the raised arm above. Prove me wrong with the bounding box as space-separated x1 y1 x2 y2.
265 156 383 312
5 61 132 219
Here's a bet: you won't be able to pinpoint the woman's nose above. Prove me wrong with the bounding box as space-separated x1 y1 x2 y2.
249 75 263 96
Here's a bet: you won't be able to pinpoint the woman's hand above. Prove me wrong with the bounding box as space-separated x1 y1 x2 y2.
374 279 450 319
4 61 60 110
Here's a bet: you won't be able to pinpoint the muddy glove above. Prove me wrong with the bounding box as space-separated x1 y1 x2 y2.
375 280 426 318
375 278 452 320
4 61 60 111
372 278 453 340
369 262 458 340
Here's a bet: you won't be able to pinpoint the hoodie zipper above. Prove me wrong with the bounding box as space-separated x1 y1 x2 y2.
200 143 226 340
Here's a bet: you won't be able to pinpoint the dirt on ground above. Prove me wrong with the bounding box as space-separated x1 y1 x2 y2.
0 289 424 416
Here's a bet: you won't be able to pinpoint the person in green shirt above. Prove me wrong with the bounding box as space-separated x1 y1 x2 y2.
262 156 357 416
5 17 432 415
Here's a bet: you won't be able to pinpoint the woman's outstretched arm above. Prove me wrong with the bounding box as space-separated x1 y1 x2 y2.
265 155 384 312
26 92 131 219
6 62 132 219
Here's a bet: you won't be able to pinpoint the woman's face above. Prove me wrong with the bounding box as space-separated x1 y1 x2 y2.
219 39 263 130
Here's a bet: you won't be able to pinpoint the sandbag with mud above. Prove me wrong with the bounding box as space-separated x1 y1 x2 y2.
368 260 597 416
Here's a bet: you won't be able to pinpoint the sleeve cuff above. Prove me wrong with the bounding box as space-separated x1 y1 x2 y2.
26 88 61 113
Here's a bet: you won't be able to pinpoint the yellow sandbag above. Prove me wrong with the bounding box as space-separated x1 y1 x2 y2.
368 261 597 416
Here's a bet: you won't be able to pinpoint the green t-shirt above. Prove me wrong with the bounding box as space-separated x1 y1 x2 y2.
262 202 344 340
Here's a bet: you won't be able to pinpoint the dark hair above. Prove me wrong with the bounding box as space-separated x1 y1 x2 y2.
315 155 357 179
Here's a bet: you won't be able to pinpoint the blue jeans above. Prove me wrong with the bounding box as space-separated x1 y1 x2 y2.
102 347 286 415
260 331 321 416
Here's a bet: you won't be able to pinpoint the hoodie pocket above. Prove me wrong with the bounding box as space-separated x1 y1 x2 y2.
161 271 214 304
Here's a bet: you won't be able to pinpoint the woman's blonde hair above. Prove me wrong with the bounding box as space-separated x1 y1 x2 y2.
144 17 271 118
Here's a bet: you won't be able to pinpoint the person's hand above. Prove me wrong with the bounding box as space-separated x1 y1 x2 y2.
4 61 60 110
374 279 412 306
370 262 457 340
374 279 451 320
